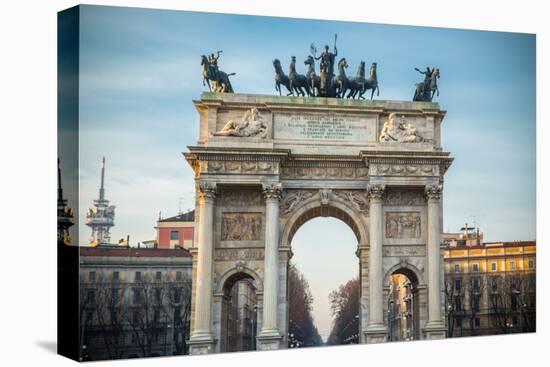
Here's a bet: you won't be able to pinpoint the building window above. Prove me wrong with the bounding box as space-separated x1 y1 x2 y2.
491 262 497 271
454 295 462 311
113 271 119 281
528 260 534 269
474 317 480 328
135 271 141 281
112 288 119 304
86 289 95 304
156 271 162 281
473 295 480 312
170 231 179 240
510 261 516 270
472 263 479 272
454 279 461 292
176 271 182 281
89 271 96 282
454 264 461 273
456 318 462 328
472 277 480 292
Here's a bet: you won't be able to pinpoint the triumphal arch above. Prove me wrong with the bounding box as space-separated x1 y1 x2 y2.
184 92 453 354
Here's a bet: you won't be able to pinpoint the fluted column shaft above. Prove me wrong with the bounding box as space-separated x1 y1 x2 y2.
192 184 216 338
367 184 385 328
260 184 282 336
426 184 443 325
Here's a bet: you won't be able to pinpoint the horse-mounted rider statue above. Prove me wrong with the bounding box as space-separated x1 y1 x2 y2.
201 50 235 93
413 66 440 102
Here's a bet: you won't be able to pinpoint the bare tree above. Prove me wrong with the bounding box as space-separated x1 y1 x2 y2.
444 275 465 337
465 274 485 335
327 277 360 345
287 264 323 347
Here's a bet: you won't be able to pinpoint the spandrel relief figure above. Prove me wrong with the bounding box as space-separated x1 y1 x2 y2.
379 112 425 143
213 107 268 138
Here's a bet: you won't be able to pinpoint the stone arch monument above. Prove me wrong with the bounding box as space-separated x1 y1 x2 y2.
184 93 453 354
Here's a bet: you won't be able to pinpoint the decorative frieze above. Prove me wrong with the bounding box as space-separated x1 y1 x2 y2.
207 160 275 174
385 212 421 239
280 166 368 180
221 213 262 241
370 164 437 176
214 248 264 261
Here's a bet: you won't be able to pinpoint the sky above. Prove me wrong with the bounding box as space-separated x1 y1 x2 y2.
61 5 535 339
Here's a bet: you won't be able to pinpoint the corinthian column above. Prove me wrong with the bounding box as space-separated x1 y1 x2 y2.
425 184 445 333
189 183 216 352
258 183 283 348
366 184 387 343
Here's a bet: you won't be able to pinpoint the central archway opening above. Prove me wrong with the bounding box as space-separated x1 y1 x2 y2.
288 206 360 347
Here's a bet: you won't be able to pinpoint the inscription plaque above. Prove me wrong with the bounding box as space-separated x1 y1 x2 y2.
274 113 375 141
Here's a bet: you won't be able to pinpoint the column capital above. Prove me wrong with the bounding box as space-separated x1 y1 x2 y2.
198 182 217 201
367 184 385 201
263 183 283 201
425 184 442 201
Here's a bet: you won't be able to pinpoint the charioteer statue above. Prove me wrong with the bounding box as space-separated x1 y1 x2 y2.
413 66 440 102
200 50 235 93
312 34 338 97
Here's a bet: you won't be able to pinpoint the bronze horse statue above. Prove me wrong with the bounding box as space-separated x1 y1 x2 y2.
288 56 312 96
200 55 235 93
346 61 366 99
273 59 293 96
333 58 349 98
304 55 321 96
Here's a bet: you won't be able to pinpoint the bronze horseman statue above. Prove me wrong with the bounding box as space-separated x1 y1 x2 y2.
273 34 380 99
201 50 235 93
413 66 440 102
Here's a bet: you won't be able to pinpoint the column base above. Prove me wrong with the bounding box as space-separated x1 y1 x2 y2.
257 329 282 351
188 333 216 355
423 321 446 340
365 324 388 344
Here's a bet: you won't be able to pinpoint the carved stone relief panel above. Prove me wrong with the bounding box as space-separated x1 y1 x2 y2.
384 188 425 206
385 211 421 239
214 248 264 261
279 190 316 217
221 213 262 241
218 188 263 207
333 190 369 214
